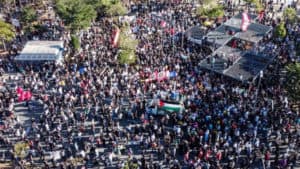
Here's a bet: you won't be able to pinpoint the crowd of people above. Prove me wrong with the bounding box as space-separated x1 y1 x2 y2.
0 0 299 169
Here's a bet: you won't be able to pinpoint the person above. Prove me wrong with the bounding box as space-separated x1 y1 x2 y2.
0 1 299 169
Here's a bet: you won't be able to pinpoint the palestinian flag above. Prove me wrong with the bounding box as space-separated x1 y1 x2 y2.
158 100 183 112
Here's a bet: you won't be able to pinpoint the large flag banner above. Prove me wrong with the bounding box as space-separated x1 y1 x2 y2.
157 71 168 81
112 28 120 47
144 70 177 83
158 100 183 112
241 12 250 32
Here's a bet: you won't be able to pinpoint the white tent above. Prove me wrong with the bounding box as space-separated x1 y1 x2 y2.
15 41 64 63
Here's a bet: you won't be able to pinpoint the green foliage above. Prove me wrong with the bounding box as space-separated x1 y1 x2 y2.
0 20 15 42
23 24 48 35
274 22 286 38
119 33 138 50
285 63 300 102
196 0 224 19
117 24 138 65
105 2 127 16
197 5 224 19
55 0 96 32
283 7 297 23
33 24 48 33
201 0 217 6
70 34 80 51
244 0 263 11
122 161 139 169
118 49 136 65
88 0 127 16
14 142 29 159
206 5 224 19
20 6 37 26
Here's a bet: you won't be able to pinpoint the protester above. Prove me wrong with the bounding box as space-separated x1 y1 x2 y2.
0 1 299 169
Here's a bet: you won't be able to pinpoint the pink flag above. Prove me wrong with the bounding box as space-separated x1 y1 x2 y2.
18 92 25 102
112 28 120 47
241 12 250 32
23 91 32 101
16 87 23 96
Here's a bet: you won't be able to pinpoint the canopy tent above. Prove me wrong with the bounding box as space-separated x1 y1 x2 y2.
198 13 273 82
204 14 271 48
15 41 64 63
185 26 206 45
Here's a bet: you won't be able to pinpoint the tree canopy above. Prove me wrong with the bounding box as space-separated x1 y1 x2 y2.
55 0 96 32
274 22 286 39
20 6 37 26
70 34 80 51
118 25 138 64
0 20 15 43
118 49 136 65
105 1 127 16
283 7 297 23
244 0 263 11
196 0 224 19
119 32 138 50
285 63 300 102
87 0 127 16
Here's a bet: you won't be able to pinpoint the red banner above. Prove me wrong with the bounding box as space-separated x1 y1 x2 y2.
112 28 120 47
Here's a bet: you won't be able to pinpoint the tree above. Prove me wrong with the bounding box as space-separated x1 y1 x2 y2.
283 7 297 23
206 5 224 19
118 49 136 65
20 6 37 27
274 22 286 39
55 0 96 32
105 1 127 16
285 63 300 102
0 20 15 50
196 0 224 19
119 33 138 50
70 34 80 52
117 24 138 64
88 0 127 16
244 0 263 12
